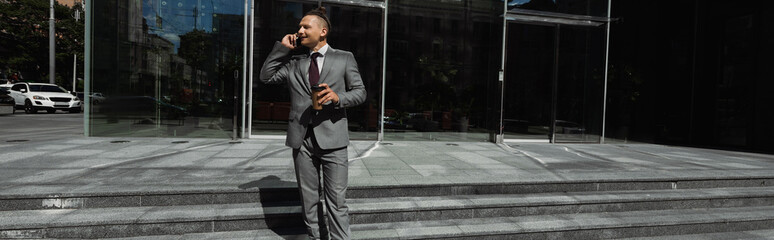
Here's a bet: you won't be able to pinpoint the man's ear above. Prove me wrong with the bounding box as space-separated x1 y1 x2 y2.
320 27 328 38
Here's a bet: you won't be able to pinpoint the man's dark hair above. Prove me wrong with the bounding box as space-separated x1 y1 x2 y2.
305 7 330 32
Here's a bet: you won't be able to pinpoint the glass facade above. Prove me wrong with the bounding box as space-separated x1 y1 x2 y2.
86 0 774 153
87 0 606 142
86 0 774 152
89 0 246 137
606 0 774 153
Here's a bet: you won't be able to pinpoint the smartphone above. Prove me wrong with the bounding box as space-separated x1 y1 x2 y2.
290 34 307 54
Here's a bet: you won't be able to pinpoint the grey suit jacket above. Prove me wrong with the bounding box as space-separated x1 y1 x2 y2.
259 42 366 150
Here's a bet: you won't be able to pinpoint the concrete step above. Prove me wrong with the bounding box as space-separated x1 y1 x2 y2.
96 207 774 239
616 229 774 239
105 229 307 240
349 206 774 239
3 177 773 211
0 187 299 211
0 202 302 239
2 187 774 238
348 177 774 198
350 186 774 224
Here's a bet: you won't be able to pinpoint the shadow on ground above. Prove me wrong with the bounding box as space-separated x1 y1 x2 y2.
239 175 308 239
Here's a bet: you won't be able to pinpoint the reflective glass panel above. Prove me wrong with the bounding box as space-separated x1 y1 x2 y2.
384 0 503 141
251 1 383 140
503 22 605 143
503 23 554 140
555 25 605 143
89 0 246 138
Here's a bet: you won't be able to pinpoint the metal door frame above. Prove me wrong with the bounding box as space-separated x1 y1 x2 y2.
498 3 614 144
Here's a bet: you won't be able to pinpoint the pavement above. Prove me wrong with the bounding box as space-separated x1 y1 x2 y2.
3 111 774 196
2 133 774 197
4 113 774 239
1 111 84 142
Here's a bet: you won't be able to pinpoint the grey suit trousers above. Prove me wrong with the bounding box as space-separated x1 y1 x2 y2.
293 128 350 240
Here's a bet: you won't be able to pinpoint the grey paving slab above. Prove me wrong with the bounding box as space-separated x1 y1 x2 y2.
457 222 522 235
348 187 774 211
175 230 305 240
396 225 463 238
349 176 399 188
252 157 292 167
0 208 71 229
214 150 261 158
1 137 774 197
618 229 774 240
0 202 296 230
0 151 46 164
352 229 400 240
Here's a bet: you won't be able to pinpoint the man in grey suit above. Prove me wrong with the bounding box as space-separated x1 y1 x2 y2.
259 7 366 240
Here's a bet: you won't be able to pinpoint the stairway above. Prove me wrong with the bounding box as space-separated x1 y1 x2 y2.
2 177 774 239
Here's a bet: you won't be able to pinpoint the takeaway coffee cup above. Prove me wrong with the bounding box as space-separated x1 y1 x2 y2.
311 85 325 110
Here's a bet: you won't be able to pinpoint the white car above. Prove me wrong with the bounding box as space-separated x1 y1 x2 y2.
8 83 82 113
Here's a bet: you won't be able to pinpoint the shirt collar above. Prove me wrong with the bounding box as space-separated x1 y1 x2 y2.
310 44 329 57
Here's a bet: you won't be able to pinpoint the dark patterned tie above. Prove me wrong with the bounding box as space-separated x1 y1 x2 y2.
309 52 321 86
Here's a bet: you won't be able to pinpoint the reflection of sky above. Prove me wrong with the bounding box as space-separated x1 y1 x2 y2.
142 0 245 51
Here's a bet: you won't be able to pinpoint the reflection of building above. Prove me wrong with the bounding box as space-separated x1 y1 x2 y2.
87 0 774 153
386 0 502 132
90 0 236 137
211 13 246 102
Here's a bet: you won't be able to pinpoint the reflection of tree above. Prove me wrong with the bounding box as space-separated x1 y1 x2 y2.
0 1 84 85
179 30 213 69
607 63 642 138
413 55 475 117
414 55 457 112
179 29 213 114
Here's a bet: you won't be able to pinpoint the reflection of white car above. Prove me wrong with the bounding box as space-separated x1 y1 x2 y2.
555 120 585 134
75 92 106 104
9 83 82 114
92 93 106 104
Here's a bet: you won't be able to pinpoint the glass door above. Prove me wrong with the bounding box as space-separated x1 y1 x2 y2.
554 25 606 143
502 12 608 143
502 23 555 142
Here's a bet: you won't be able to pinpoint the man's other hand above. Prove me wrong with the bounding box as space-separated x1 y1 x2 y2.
317 83 339 105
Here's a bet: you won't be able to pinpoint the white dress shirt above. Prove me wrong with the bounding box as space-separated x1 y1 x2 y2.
310 44 329 75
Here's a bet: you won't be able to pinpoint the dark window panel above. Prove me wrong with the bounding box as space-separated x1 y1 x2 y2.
384 0 503 141
90 0 244 138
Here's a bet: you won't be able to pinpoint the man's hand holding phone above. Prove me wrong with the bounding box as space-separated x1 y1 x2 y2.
281 34 300 50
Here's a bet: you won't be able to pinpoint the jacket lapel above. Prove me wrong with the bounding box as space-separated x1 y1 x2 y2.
299 55 311 94
319 47 335 85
